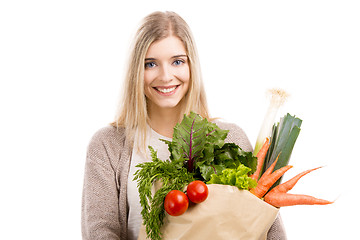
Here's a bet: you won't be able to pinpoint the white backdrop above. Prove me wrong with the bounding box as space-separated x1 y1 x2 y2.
1 1 359 239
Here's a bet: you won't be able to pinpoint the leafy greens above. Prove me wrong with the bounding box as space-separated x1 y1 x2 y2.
134 112 258 240
134 147 194 240
163 112 257 180
207 164 257 190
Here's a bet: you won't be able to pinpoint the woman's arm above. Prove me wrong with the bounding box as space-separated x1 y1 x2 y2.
81 127 122 240
267 214 287 240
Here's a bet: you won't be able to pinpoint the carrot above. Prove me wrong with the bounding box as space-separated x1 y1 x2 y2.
250 165 292 198
257 152 280 182
250 138 270 181
270 167 322 194
264 192 333 207
250 154 293 198
264 167 333 207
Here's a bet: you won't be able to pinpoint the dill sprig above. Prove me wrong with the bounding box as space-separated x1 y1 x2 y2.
134 146 194 240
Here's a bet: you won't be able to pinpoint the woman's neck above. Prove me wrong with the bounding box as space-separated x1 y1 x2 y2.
147 105 182 138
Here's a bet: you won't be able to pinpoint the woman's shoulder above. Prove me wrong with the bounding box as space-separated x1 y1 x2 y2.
214 119 242 132
213 119 245 136
213 119 253 152
90 125 126 141
86 125 128 162
88 125 126 146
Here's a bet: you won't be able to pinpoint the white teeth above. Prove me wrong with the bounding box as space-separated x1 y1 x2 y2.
157 86 176 93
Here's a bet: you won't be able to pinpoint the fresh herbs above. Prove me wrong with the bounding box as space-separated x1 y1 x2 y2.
134 112 258 240
134 147 194 240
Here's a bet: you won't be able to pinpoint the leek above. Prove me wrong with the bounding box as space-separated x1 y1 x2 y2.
253 89 289 156
263 113 302 188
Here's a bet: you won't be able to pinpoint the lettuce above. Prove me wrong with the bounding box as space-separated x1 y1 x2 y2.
207 164 257 190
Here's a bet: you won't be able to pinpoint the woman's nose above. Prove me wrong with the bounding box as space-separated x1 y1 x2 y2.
159 65 173 82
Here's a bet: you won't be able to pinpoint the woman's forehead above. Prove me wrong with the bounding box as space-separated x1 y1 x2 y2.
145 36 187 59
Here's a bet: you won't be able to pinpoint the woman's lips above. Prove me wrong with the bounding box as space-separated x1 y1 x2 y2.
153 85 179 95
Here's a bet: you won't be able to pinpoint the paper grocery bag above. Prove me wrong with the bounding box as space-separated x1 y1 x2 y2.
138 184 279 240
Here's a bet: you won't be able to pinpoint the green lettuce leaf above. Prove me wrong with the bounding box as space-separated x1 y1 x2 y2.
207 164 257 190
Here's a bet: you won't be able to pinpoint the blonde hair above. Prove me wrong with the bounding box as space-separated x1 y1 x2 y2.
112 11 210 151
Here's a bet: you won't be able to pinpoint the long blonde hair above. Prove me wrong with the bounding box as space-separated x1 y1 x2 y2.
112 11 210 150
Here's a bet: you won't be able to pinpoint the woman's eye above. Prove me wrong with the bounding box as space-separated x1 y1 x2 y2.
173 59 185 66
145 62 156 69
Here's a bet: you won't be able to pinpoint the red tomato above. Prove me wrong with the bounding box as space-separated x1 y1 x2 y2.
186 181 209 203
164 190 189 216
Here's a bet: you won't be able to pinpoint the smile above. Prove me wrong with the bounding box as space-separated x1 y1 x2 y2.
154 85 179 95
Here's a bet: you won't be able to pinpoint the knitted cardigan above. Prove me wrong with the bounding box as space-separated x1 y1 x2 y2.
81 122 287 240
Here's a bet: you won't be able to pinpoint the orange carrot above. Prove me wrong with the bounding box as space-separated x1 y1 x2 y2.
257 152 280 182
270 167 322 194
264 166 333 207
250 165 292 198
250 138 270 181
264 192 333 207
250 154 292 198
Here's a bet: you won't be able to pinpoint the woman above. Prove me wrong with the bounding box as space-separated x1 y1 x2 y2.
81 11 287 240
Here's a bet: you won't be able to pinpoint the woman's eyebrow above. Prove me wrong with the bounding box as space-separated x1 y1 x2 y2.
172 54 187 59
145 55 188 61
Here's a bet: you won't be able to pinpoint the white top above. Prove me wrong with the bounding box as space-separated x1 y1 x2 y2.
127 127 172 240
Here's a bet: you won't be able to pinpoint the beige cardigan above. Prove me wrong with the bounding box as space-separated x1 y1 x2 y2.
81 122 287 240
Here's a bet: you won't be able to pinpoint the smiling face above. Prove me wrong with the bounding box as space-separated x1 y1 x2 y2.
144 36 190 115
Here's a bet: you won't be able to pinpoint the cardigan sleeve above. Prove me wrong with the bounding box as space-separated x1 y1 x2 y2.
215 120 288 239
81 127 123 240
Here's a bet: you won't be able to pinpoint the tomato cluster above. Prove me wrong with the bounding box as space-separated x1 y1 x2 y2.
164 181 209 216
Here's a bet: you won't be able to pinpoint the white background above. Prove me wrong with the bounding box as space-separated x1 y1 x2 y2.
1 0 359 239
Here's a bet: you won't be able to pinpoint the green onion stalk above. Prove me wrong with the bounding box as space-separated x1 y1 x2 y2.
253 88 289 156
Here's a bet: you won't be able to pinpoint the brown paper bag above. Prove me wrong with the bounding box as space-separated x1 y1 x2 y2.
138 184 279 240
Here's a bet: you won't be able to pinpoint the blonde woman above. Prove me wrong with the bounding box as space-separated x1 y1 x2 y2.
81 11 287 240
